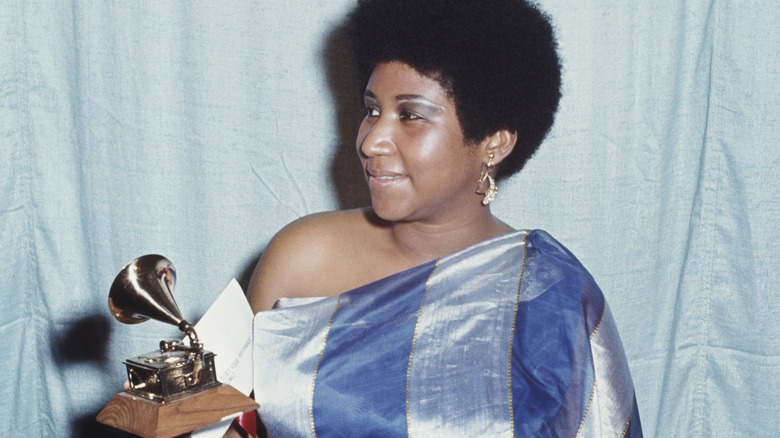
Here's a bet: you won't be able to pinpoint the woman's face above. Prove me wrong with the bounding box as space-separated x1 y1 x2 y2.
357 61 484 224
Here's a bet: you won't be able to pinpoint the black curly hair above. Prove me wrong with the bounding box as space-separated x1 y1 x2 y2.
345 0 562 179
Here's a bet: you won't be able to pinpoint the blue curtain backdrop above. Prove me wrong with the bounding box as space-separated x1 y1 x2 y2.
1 1 777 436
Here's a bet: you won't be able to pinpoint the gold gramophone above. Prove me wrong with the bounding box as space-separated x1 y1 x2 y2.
97 255 258 438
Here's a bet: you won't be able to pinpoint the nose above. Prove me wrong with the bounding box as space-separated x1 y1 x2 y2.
357 116 394 158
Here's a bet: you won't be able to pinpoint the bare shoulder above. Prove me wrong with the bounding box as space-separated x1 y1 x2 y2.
246 209 377 312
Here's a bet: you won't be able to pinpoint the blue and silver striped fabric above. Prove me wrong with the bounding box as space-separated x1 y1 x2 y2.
253 230 641 437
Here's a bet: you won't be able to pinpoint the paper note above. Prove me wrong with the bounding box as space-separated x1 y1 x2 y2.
190 279 255 438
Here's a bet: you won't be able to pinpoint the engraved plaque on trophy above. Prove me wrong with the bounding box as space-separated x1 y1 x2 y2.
97 255 258 438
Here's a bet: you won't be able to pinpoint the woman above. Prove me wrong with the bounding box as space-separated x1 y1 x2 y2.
238 0 642 436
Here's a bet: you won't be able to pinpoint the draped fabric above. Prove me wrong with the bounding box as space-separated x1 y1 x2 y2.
253 230 641 437
1 1 778 437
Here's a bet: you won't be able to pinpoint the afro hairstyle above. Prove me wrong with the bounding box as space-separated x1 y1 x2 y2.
345 0 562 179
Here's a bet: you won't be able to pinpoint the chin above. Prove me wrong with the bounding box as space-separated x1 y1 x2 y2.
370 199 414 223
371 206 403 223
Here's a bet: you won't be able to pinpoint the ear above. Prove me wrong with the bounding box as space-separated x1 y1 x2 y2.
479 129 517 165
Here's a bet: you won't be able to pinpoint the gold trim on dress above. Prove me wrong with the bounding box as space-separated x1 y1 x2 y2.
507 230 530 434
619 392 637 438
309 294 343 438
576 293 608 435
590 299 606 340
405 259 440 437
575 378 598 438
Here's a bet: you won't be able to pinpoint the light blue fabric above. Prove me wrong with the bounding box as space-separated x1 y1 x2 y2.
1 1 778 437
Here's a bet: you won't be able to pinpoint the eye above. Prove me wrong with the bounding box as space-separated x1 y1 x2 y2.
399 110 423 121
364 106 380 118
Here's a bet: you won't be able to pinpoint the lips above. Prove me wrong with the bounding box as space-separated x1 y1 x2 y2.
367 168 407 189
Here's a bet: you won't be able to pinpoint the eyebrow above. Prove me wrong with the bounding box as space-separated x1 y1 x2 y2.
363 90 445 111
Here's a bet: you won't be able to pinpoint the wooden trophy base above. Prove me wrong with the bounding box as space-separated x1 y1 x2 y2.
97 384 259 438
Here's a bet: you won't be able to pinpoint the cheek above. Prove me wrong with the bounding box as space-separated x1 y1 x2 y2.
405 129 445 161
414 131 465 165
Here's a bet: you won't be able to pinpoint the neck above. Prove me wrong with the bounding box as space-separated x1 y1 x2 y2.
364 207 513 265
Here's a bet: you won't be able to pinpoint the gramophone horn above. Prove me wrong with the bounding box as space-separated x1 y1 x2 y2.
108 254 184 327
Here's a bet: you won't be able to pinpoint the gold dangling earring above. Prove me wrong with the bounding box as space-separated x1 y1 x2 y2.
476 154 498 205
